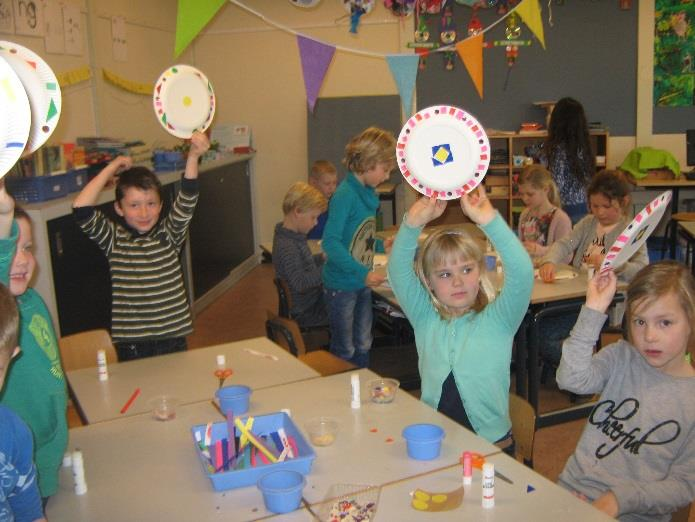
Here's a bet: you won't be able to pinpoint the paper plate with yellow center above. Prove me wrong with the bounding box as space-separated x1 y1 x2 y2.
153 64 215 139
396 105 490 200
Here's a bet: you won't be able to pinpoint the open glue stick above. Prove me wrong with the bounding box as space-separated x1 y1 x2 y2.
350 373 361 409
482 462 495 508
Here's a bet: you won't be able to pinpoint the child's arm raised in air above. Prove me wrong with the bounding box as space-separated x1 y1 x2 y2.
72 155 132 208
459 186 496 226
556 270 617 394
0 180 15 239
183 131 210 180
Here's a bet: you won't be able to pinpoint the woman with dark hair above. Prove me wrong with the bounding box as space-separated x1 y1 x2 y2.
542 97 596 224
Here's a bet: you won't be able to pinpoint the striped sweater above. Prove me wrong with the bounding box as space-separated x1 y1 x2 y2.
74 178 198 342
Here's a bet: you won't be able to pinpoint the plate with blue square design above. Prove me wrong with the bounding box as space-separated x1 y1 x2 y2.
396 105 490 200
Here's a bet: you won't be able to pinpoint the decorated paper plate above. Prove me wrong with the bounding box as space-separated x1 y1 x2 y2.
0 41 62 155
343 0 376 14
384 0 415 16
600 190 672 273
396 105 491 200
289 0 322 6
0 55 31 179
153 64 215 139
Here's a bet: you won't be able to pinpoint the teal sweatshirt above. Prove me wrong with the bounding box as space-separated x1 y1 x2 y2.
0 221 68 498
322 172 383 291
388 213 533 442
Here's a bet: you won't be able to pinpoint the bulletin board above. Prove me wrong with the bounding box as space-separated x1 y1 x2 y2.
307 95 402 179
416 3 638 136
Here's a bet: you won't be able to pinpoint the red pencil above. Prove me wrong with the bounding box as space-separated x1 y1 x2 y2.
120 387 141 414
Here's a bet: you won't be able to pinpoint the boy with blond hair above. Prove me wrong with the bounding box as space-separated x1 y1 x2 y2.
307 160 337 240
0 281 46 522
273 182 328 328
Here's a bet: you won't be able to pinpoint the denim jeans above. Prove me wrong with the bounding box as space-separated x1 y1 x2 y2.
115 336 187 362
324 286 373 368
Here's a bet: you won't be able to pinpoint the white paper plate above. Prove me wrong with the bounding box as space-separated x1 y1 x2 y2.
0 41 62 155
0 55 31 179
153 64 215 139
600 190 672 273
396 105 490 200
343 0 376 14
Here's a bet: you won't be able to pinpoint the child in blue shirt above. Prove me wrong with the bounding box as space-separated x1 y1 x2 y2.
322 127 395 368
307 160 337 240
388 189 533 447
0 281 45 522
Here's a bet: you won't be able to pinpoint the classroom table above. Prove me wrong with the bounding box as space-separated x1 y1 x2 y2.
678 221 695 274
66 337 320 424
47 369 500 522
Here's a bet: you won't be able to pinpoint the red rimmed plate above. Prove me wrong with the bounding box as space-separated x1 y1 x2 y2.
396 105 490 200
600 190 672 273
153 64 215 139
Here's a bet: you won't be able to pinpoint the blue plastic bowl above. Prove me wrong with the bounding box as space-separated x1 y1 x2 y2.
402 423 445 460
257 470 306 514
215 385 251 415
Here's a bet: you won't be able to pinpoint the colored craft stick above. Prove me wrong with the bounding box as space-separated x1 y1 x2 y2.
270 431 284 453
238 417 254 449
251 446 257 467
278 428 294 458
204 423 212 447
234 417 278 463
225 410 236 467
287 435 299 459
257 446 270 465
221 439 229 471
215 440 223 470
119 387 141 414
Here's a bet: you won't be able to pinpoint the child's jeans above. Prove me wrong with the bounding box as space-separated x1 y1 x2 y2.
115 336 187 362
324 286 373 368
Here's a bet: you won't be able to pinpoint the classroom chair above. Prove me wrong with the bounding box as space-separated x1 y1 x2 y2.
58 328 117 425
509 393 536 467
273 277 330 349
265 310 356 377
660 212 695 261
671 502 692 522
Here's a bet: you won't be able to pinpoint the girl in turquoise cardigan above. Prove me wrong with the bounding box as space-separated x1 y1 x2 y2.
388 188 533 447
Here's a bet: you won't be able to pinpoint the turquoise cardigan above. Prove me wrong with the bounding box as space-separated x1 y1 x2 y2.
387 213 533 442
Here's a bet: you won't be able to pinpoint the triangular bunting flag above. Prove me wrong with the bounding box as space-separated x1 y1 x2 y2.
455 33 484 100
175 0 226 58
516 0 545 50
386 54 419 119
526 484 535 493
296 35 336 113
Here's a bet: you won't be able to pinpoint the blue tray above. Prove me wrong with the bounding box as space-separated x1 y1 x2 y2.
191 412 315 491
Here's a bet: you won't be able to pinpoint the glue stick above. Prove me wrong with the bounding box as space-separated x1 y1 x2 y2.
96 349 108 381
482 462 495 508
462 451 472 485
72 449 88 495
216 354 226 369
350 373 361 409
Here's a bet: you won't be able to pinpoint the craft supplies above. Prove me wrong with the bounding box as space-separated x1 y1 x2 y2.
368 377 400 404
149 395 179 421
257 470 306 514
96 349 108 381
482 462 495 508
402 424 444 460
244 347 279 361
119 387 141 414
72 449 87 495
462 451 472 485
216 384 251 415
305 416 339 447
216 354 226 368
351 373 361 409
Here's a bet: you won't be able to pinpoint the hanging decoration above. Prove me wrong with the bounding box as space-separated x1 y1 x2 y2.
384 0 416 17
175 0 226 58
417 0 443 14
413 4 433 70
439 3 457 70
102 69 152 95
56 66 92 88
502 12 521 90
343 0 375 33
386 54 420 117
467 7 482 36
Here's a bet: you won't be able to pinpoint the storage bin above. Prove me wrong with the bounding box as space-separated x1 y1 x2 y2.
6 173 70 202
191 411 316 492
66 167 89 193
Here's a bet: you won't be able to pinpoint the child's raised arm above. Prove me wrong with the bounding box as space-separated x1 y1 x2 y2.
183 131 210 180
585 270 617 314
0 180 15 239
405 195 447 227
72 155 132 208
460 186 495 226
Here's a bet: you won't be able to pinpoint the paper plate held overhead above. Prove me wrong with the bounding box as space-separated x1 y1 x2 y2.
600 190 672 273
396 105 491 200
0 41 62 155
0 55 31 179
153 65 215 139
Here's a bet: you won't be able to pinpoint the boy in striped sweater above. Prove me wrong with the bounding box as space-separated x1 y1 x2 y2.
73 131 209 361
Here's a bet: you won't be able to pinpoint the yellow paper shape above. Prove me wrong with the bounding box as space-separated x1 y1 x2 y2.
410 487 464 512
516 0 546 50
455 34 483 100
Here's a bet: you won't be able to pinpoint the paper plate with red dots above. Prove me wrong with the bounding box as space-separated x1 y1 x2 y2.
0 41 61 155
396 105 490 200
600 190 672 273
153 64 215 139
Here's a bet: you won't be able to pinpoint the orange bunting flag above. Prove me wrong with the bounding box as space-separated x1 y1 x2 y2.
515 0 546 50
455 33 483 100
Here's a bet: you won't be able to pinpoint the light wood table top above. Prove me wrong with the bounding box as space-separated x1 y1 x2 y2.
48 369 499 522
66 337 320 424
679 220 695 239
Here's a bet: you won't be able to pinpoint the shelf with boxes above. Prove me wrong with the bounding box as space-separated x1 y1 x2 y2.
488 130 609 226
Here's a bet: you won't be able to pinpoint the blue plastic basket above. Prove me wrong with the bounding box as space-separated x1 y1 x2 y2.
66 167 89 193
191 412 316 492
6 173 70 202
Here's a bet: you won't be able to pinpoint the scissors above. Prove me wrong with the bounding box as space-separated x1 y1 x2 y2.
461 452 514 485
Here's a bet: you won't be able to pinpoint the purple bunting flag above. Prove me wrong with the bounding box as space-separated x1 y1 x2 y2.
296 35 336 112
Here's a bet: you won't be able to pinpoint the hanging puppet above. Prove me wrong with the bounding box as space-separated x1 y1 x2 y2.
439 3 457 71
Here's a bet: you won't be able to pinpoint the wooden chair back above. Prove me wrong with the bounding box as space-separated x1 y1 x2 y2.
265 310 306 356
273 277 292 318
509 393 536 467
58 329 117 371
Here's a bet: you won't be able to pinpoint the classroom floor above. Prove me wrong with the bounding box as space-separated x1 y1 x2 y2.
65 262 693 521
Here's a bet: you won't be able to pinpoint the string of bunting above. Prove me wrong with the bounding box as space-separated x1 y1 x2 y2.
56 66 92 88
102 69 153 95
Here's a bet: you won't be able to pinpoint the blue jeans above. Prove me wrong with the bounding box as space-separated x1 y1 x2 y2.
324 286 373 368
115 337 187 362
